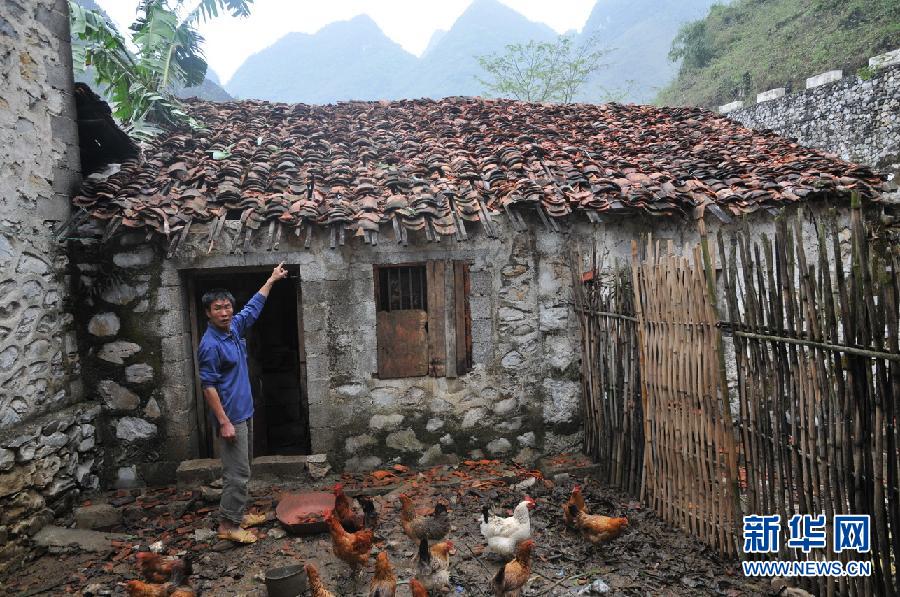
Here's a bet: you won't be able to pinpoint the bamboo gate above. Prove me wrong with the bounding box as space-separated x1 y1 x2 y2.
572 205 899 596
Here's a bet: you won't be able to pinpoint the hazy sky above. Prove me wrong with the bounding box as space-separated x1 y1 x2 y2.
94 0 596 84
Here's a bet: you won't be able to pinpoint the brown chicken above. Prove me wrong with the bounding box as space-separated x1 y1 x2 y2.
169 588 196 597
333 483 364 532
306 563 336 597
124 581 173 597
398 495 450 542
369 551 397 597
409 578 429 597
415 537 453 592
136 552 192 585
562 485 586 528
568 504 629 544
492 539 534 597
327 512 374 571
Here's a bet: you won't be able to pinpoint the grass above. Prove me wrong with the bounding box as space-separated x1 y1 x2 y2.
656 0 900 107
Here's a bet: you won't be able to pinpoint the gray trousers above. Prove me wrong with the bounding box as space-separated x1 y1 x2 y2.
219 420 251 525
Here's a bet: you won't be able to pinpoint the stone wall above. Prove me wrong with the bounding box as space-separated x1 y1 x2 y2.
69 189 857 485
0 0 103 574
727 63 900 190
0 403 100 575
68 225 183 487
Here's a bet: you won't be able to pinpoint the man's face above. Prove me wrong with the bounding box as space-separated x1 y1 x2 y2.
206 298 234 331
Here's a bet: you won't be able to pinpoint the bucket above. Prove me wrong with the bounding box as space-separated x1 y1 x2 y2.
265 564 307 597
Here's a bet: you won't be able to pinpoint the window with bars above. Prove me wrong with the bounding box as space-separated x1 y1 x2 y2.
374 261 472 379
377 265 427 312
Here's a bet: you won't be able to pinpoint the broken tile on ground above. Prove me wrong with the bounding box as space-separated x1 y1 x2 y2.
6 457 771 596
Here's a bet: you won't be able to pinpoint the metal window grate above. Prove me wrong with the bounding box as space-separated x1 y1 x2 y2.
377 265 427 312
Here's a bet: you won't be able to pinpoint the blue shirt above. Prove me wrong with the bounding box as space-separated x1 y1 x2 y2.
198 292 266 426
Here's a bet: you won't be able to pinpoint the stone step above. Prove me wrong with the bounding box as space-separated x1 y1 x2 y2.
176 454 330 486
175 458 222 486
33 526 132 554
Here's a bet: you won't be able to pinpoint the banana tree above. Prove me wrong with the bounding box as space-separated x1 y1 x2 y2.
69 0 252 137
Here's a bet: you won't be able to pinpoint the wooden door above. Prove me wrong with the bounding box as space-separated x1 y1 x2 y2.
376 310 428 378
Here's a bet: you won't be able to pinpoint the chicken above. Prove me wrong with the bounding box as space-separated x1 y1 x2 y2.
124 581 173 597
357 494 379 531
333 483 364 532
568 504 629 544
306 563 336 597
398 495 450 542
326 512 374 571
169 588 195 597
563 485 586 528
480 497 536 557
136 552 192 585
409 578 429 597
414 537 453 592
369 551 397 597
491 539 534 597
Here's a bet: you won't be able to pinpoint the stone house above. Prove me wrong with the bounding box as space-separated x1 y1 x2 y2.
64 98 884 488
0 0 890 575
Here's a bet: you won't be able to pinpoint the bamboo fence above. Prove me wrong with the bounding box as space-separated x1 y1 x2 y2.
572 200 898 595
719 201 899 596
631 236 742 557
570 252 643 496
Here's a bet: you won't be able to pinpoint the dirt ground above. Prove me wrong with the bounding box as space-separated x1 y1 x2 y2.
4 457 774 596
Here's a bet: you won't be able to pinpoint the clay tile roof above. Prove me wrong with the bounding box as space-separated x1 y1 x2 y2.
69 97 884 252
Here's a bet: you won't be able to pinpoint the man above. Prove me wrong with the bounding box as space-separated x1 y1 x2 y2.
198 262 288 543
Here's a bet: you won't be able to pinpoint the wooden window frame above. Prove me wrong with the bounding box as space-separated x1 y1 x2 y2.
374 260 472 379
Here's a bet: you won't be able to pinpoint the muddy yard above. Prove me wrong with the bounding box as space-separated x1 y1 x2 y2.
4 457 772 596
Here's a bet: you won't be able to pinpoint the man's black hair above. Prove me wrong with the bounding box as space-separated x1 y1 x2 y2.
202 288 235 312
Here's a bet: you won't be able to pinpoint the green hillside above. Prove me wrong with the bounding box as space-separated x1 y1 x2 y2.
657 0 900 107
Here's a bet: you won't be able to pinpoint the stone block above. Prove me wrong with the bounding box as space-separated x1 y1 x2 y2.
539 307 569 331
369 413 403 431
176 458 222 486
418 444 457 467
100 281 148 306
486 437 512 455
462 408 486 429
115 417 157 441
125 363 154 385
75 504 122 530
97 380 140 411
806 70 843 89
252 455 308 479
385 429 423 452
756 88 786 103
344 434 376 454
97 341 141 365
542 379 580 424
87 312 120 337
33 526 132 554
869 48 900 69
0 448 13 472
113 247 154 268
718 101 744 114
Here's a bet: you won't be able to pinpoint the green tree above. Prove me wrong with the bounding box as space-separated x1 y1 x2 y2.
476 33 610 104
69 0 252 137
668 19 713 70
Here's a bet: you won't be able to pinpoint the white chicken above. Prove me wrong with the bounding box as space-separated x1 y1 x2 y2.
479 496 536 557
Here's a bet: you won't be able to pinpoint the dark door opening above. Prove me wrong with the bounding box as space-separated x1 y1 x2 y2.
189 270 310 457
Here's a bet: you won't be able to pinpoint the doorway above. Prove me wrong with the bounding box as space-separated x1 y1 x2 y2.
188 270 310 457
